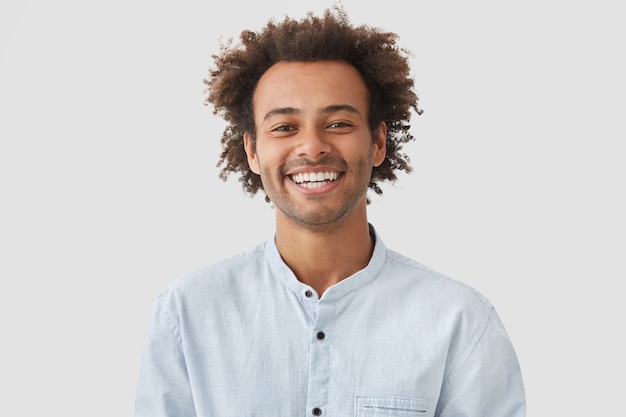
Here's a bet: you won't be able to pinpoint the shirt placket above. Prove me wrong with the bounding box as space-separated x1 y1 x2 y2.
305 297 335 416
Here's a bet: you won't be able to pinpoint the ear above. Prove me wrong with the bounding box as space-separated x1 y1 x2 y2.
372 121 387 167
243 132 261 174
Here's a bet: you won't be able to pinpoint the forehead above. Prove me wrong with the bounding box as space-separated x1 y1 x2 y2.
252 61 369 118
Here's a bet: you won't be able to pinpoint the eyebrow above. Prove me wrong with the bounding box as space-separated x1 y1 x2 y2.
262 104 361 122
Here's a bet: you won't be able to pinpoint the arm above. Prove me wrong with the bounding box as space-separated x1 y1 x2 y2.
436 309 526 417
134 297 197 417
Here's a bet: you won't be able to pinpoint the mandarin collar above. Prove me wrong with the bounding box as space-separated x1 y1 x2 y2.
264 224 387 301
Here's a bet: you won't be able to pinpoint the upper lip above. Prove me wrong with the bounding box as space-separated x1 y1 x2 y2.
285 166 343 176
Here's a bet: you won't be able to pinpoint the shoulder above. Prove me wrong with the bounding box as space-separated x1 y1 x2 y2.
370 226 491 313
382 248 494 315
156 241 268 306
381 249 500 358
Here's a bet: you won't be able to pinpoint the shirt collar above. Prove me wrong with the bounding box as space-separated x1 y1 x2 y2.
264 223 387 301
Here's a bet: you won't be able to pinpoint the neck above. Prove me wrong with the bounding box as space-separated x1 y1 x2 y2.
275 204 374 296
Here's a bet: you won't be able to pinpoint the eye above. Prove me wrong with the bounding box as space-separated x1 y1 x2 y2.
326 120 355 133
270 125 297 135
268 123 298 138
271 124 296 132
328 121 350 128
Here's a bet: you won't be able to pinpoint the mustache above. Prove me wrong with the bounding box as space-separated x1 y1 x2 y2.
280 156 348 175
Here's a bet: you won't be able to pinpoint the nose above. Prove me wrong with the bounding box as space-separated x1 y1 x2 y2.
295 128 332 159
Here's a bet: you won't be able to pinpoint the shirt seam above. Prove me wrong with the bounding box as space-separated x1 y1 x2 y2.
155 292 185 353
439 303 495 401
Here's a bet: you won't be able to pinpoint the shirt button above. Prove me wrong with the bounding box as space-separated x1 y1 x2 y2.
305 290 313 298
316 331 326 340
312 407 322 416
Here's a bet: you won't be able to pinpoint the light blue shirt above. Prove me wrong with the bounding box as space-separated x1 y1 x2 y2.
135 226 525 417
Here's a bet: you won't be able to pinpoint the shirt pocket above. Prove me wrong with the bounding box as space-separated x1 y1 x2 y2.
355 396 435 417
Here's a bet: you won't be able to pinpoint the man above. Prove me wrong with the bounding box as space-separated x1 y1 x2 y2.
135 6 526 417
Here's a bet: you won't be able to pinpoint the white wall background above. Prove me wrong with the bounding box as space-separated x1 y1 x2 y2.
1 0 624 415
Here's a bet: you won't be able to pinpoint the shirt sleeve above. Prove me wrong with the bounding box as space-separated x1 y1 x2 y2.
436 309 526 417
134 295 197 417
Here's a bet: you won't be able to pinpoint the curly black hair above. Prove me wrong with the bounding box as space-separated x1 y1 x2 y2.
204 5 421 202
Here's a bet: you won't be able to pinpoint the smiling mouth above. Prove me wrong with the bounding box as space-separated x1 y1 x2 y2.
290 171 340 189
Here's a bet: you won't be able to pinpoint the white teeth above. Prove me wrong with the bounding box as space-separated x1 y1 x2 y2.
291 171 339 187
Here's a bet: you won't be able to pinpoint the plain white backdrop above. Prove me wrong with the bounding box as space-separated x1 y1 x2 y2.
1 0 624 415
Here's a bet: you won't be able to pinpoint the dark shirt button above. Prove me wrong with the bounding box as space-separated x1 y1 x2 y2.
312 407 322 416
305 290 313 298
316 331 326 340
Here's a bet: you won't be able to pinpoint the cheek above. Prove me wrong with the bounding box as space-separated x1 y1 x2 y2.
251 141 281 172
257 145 287 170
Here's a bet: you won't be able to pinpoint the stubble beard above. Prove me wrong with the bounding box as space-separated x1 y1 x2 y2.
261 156 373 231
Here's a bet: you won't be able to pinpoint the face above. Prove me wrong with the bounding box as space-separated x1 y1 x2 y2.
244 60 386 229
